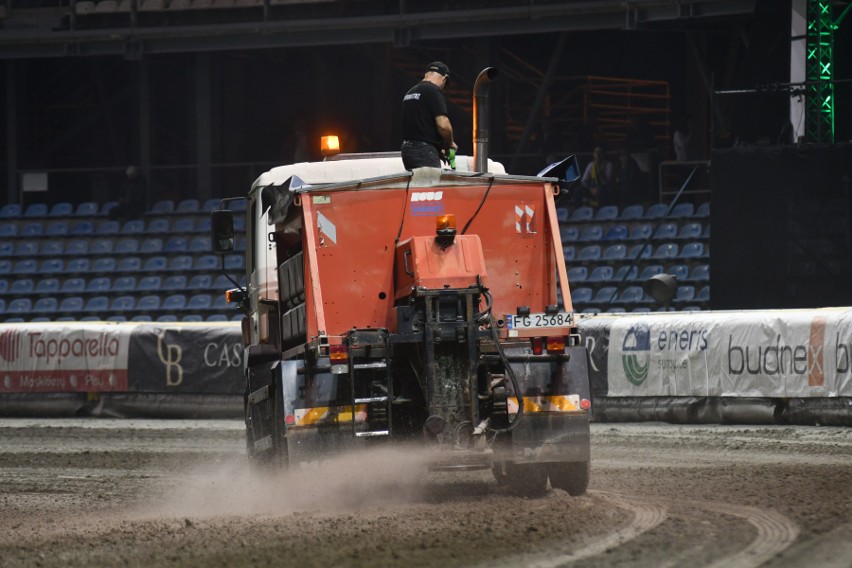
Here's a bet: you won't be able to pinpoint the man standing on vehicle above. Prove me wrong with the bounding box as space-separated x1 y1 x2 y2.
401 61 458 170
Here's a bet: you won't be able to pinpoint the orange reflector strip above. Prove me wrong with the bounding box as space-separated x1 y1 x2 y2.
329 344 348 361
546 336 566 353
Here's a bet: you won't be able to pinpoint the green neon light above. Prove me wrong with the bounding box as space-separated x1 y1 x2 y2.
805 0 834 143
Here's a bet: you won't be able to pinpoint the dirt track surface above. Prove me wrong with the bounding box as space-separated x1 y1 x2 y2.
1 420 850 568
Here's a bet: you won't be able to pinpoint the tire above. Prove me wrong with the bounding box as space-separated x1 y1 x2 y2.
493 462 548 497
547 461 590 496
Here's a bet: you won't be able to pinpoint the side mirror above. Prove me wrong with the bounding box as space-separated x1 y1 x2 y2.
538 154 581 197
211 210 235 253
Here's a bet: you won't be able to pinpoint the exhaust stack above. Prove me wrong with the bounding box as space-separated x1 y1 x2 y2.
473 67 499 173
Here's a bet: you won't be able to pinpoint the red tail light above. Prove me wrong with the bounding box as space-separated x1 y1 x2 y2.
531 337 544 355
545 336 566 353
580 398 592 410
330 344 348 361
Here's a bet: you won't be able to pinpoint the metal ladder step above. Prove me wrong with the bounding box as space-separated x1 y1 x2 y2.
353 361 388 370
355 430 390 437
354 396 388 404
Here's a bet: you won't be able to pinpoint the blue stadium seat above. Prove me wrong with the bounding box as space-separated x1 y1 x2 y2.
188 274 211 289
93 257 117 272
0 280 7 294
35 278 60 294
84 296 110 312
21 222 44 237
230 198 247 212
59 297 85 313
60 278 86 293
213 273 244 289
653 222 678 240
137 276 161 291
196 217 211 232
132 315 153 322
0 242 12 257
49 202 73 217
86 277 112 293
64 240 89 256
702 224 711 239
560 226 579 242
112 276 137 292
7 298 33 315
39 258 64 274
602 244 627 262
604 224 628 241
168 255 194 271
687 264 710 282
33 297 59 314
652 243 679 260
75 202 99 216
556 207 569 223
45 221 68 237
0 222 17 238
136 295 162 312
594 205 619 221
150 200 175 215
578 225 604 242
0 204 21 218
587 265 614 283
618 202 643 220
117 257 142 272
24 203 48 217
188 236 211 252
234 236 247 252
673 285 696 303
567 266 588 283
563 246 576 262
12 259 37 275
10 279 34 294
695 202 710 218
696 286 710 303
614 286 649 304
182 314 204 322
172 218 196 233
139 238 162 254
187 294 212 310
144 256 168 272
121 220 145 234
156 315 178 322
231 314 243 322
570 287 593 303
679 242 706 259
211 294 229 310
111 296 137 311
163 294 187 310
635 264 664 282
627 223 652 241
163 275 187 290
669 203 695 219
70 221 95 235
233 217 246 232
628 243 653 260
666 264 690 282
100 201 118 216
146 218 170 234
676 222 703 240
570 206 594 222
588 286 617 304
14 241 38 257
577 245 601 263
207 314 229 322
39 241 64 257
176 199 200 213
164 237 188 253
96 220 120 235
90 240 114 255
107 315 127 323
644 203 668 219
194 255 219 271
202 198 221 212
224 254 244 271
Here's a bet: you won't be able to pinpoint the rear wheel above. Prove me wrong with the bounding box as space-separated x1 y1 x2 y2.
547 461 590 496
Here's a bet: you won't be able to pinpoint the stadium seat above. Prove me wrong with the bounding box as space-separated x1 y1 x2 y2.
182 314 204 322
604 224 628 241
60 278 86 293
0 242 12 257
696 286 710 303
107 315 127 323
136 295 162 311
84 296 110 312
628 243 653 260
188 274 212 289
33 297 59 314
679 242 706 259
75 202 99 216
677 222 703 240
202 198 221 212
187 294 212 310
93 257 118 272
207 314 229 322
687 264 710 282
45 221 68 237
188 236 212 252
555 207 569 223
230 198 247 212
602 244 627 262
0 222 17 238
635 264 664 282
0 280 7 294
68 257 92 273
653 222 678 240
10 279 34 295
86 277 112 292
644 203 668 219
133 315 153 322
235 236 247 252
139 238 162 254
149 200 175 215
196 217 211 232
211 294 229 309
163 275 187 290
39 241 64 257
121 220 145 234
112 276 137 292
567 266 588 283
695 202 710 218
111 296 137 311
588 286 617 304
146 218 170 234
627 223 652 241
138 276 162 291
96 220 120 235
7 298 33 315
0 204 21 218
168 255 194 271
14 241 38 257
652 243 679 260
70 221 95 235
100 201 118 216
35 278 60 294
143 256 168 272
570 287 593 303
613 286 649 304
232 217 246 232
12 259 37 275
176 199 200 213
570 206 594 222
24 203 48 217
587 265 614 283
88 240 112 255
21 222 44 237
59 297 85 313
213 273 243 289
667 264 690 282
194 255 219 271
673 285 696 303
594 205 619 221
62 240 88 257
578 225 604 242
560 226 579 242
173 218 196 233
164 237 188 253
563 246 576 262
577 245 601 262
163 294 187 310
39 258 65 274
669 203 695 219
49 202 73 217
117 257 142 272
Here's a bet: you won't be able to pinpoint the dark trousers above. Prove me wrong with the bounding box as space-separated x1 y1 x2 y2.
401 140 440 170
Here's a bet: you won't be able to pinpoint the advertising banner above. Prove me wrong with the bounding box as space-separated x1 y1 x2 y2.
597 308 852 398
0 324 130 393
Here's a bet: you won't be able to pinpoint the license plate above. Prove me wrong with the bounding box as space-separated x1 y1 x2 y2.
506 312 574 330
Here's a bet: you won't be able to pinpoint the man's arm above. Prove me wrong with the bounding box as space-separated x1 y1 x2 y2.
434 115 458 153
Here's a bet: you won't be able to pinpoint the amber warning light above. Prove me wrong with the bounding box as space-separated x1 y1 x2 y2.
435 213 457 249
321 135 340 156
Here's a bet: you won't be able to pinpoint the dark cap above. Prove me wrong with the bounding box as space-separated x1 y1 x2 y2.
426 61 450 78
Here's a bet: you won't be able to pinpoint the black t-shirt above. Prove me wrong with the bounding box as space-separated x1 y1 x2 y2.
401 81 448 149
